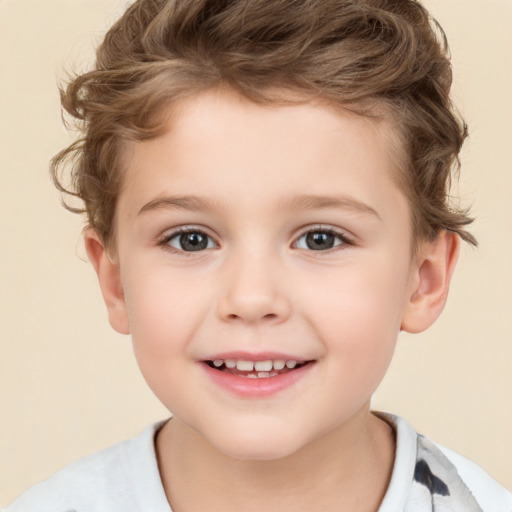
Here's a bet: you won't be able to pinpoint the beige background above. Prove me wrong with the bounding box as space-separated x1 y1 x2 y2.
1 0 511 506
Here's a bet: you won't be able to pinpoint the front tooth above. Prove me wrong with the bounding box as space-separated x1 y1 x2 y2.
257 372 270 378
273 360 286 370
254 360 272 371
237 360 254 371
285 360 297 369
213 360 224 367
225 359 237 369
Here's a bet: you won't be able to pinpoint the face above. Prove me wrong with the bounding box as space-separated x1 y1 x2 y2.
109 89 420 459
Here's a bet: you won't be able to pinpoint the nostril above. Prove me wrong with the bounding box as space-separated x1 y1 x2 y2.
225 312 279 322
217 287 292 324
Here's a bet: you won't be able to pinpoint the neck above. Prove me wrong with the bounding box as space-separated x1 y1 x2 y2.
155 408 395 512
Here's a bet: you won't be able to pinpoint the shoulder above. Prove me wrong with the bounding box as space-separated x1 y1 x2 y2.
377 412 511 512
433 440 512 512
4 421 171 512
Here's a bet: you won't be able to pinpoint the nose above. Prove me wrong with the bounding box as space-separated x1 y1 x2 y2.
216 250 292 325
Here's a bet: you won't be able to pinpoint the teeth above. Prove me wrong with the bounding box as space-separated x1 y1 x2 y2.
254 360 273 371
236 360 254 371
210 358 306 373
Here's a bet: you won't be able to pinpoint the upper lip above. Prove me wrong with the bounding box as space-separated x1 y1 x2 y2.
201 351 313 363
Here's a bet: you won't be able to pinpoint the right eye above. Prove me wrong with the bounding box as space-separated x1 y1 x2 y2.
162 229 217 252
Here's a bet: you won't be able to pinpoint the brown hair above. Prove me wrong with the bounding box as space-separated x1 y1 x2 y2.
52 0 476 250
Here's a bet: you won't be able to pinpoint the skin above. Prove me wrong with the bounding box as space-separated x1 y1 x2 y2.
86 88 459 511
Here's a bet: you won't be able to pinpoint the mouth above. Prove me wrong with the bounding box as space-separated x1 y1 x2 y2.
203 358 313 379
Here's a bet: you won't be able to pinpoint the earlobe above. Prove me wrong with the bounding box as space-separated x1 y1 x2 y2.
84 229 130 335
401 230 460 334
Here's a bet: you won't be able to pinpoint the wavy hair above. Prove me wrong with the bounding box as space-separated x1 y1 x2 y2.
52 0 476 250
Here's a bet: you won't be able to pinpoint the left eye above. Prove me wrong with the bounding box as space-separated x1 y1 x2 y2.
295 230 346 251
164 230 216 252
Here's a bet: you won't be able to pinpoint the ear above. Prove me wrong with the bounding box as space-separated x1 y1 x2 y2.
401 230 460 333
84 228 130 335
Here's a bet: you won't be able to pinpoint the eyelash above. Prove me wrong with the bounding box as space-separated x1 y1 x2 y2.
158 225 354 254
295 226 353 251
159 227 216 254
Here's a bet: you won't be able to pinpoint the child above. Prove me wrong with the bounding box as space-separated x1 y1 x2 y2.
5 0 511 510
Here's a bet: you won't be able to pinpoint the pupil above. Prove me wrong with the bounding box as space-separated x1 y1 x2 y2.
306 232 334 250
181 232 207 251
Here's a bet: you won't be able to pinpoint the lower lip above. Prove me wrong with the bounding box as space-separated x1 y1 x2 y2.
201 362 315 398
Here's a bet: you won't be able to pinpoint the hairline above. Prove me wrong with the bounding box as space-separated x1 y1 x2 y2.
101 84 420 259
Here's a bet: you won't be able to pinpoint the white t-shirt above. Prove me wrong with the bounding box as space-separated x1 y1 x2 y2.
4 413 511 512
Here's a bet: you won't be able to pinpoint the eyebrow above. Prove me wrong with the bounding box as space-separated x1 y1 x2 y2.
138 194 381 220
138 196 222 215
282 194 381 219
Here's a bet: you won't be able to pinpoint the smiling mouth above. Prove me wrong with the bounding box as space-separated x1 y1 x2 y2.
204 359 313 379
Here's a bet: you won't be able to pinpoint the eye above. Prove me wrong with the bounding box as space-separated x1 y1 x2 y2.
162 229 217 252
294 228 350 251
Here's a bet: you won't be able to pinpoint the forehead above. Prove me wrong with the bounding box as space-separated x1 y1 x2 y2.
118 89 409 230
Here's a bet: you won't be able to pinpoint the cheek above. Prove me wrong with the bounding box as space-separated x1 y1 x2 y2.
303 256 406 326
298 257 409 378
122 268 208 378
